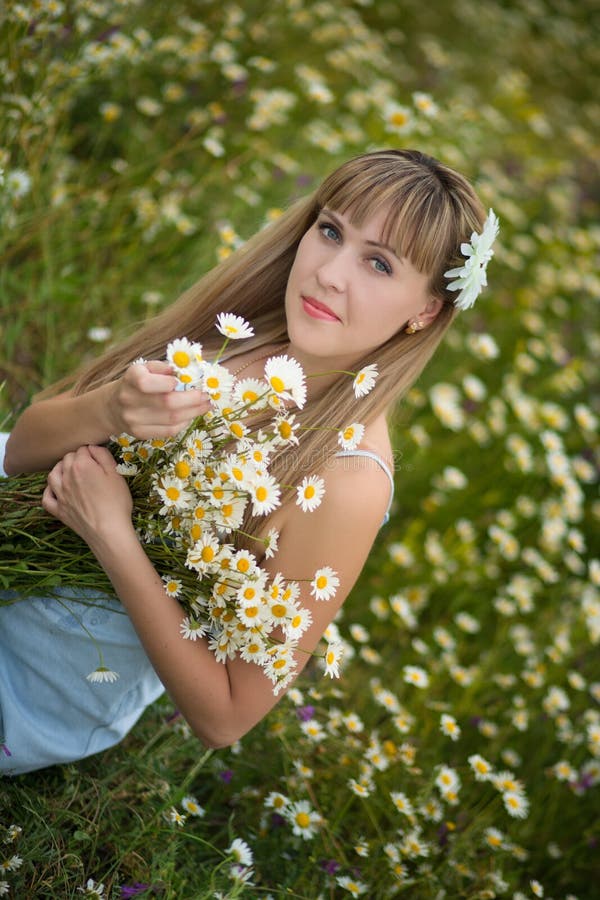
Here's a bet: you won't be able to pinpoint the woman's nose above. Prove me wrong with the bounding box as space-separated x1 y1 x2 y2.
316 251 348 292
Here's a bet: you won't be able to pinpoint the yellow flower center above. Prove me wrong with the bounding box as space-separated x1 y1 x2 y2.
237 558 250 573
270 375 285 393
316 575 327 589
172 350 190 368
206 376 219 389
230 422 244 438
271 603 286 618
273 658 287 670
222 503 233 517
278 421 292 438
326 650 335 665
166 486 180 501
179 373 193 384
295 812 310 828
304 485 315 499
291 615 302 628
190 524 202 542
243 390 258 403
175 460 191 478
256 486 268 501
201 546 215 563
343 427 354 441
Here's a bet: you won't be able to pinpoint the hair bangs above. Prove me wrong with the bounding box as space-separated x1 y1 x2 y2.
315 162 454 280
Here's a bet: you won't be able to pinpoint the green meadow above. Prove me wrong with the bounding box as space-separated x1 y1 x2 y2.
1 0 598 897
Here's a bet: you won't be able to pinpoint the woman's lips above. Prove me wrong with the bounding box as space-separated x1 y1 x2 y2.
302 295 340 322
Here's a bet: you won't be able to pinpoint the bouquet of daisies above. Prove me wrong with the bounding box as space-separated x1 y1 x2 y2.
0 314 378 693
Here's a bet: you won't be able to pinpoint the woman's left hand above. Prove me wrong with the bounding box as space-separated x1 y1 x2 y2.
42 445 134 546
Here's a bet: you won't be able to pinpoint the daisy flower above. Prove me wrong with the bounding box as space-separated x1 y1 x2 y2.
86 667 119 684
163 576 182 598
402 665 429 688
353 364 378 398
390 791 414 816
264 646 296 683
338 422 365 451
435 765 461 793
180 617 207 640
227 838 253 866
264 528 279 558
202 362 234 398
181 796 205 817
286 800 321 839
232 377 269 410
296 475 326 512
311 567 340 601
155 477 193 511
274 414 300 444
167 808 186 826
484 827 506 850
264 792 289 811
186 534 221 572
249 473 281 515
264 355 307 408
323 641 343 678
349 778 371 798
469 754 494 781
383 102 414 134
412 91 439 116
216 312 254 340
284 606 313 640
0 857 22 873
440 713 461 741
503 790 529 818
167 337 203 384
336 875 368 896
77 880 105 899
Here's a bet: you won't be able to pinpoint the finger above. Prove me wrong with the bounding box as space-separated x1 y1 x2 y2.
128 362 178 395
87 444 118 472
41 484 58 516
47 461 64 492
145 359 177 376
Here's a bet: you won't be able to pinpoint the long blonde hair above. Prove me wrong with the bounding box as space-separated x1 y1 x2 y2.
57 150 487 534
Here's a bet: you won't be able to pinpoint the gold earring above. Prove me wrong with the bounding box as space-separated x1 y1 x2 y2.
404 320 424 334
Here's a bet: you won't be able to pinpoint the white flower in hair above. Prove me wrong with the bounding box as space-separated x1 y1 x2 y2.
444 209 499 311
216 312 255 339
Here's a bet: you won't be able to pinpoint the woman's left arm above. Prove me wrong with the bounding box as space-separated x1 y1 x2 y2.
43 445 390 748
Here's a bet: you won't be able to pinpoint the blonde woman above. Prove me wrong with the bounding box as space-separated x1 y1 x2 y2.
0 149 497 774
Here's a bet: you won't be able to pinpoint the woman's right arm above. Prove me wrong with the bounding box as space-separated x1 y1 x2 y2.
4 361 209 475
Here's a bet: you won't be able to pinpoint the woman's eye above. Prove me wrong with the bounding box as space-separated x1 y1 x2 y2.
371 256 392 275
318 222 340 242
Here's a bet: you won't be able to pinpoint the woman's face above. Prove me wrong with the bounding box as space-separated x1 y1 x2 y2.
284 204 440 370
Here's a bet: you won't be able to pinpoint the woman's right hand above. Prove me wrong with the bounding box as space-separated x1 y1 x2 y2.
106 360 212 439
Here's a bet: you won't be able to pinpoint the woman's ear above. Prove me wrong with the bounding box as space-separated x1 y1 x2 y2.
418 295 445 328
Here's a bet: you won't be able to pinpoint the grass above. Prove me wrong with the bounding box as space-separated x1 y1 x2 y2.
1 0 599 896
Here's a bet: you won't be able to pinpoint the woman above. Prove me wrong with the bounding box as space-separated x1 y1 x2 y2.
0 149 496 774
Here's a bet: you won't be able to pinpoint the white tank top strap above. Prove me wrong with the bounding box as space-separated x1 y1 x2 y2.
335 448 394 526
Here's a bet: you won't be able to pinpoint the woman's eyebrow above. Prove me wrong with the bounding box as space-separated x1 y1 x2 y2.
321 207 401 260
